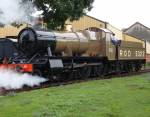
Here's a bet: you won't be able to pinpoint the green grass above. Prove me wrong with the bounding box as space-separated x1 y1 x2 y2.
146 63 150 68
0 74 150 117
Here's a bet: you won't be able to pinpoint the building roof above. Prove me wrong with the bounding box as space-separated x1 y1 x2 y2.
123 22 150 32
123 22 150 42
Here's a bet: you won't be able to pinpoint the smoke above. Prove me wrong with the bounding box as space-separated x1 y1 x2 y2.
0 69 47 90
0 0 36 25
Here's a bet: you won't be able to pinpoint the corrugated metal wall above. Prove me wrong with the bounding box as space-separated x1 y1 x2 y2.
106 23 123 40
0 24 27 38
66 15 106 31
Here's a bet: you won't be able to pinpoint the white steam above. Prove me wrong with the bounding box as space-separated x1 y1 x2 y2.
0 0 36 25
0 69 47 90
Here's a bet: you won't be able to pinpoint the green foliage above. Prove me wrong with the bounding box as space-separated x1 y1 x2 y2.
32 0 94 29
0 73 150 117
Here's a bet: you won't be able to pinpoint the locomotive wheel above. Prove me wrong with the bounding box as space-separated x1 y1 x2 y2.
135 64 142 72
78 66 91 79
68 70 79 79
103 63 109 76
127 63 133 72
124 63 130 73
32 69 42 77
93 64 104 77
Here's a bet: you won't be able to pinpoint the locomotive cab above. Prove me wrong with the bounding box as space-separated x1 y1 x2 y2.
86 28 118 60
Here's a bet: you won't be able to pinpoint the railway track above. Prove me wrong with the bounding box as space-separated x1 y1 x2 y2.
1 68 150 96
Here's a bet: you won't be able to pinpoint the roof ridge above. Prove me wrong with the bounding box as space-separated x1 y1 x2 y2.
123 22 150 32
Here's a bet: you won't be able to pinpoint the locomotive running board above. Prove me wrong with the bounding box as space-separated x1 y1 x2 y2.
72 63 103 69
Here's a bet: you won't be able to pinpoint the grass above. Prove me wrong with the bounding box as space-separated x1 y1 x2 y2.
0 73 150 117
146 63 150 68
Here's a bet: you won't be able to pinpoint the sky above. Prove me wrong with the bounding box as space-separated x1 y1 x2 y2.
88 0 150 30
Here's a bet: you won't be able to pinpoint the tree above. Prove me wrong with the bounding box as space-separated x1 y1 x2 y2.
32 0 94 29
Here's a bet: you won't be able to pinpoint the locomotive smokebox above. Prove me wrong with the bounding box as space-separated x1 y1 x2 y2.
18 28 56 55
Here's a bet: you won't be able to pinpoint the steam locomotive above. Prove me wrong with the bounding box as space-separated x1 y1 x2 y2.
0 27 146 79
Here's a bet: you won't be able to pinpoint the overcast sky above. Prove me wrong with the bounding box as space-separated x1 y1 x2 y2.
88 0 150 29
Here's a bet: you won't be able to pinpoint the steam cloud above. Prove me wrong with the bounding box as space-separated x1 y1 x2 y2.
0 69 47 90
0 0 36 25
0 0 46 90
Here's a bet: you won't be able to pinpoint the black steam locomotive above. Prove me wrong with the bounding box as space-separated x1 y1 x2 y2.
0 27 146 79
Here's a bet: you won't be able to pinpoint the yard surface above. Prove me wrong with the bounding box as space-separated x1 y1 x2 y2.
0 73 150 117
